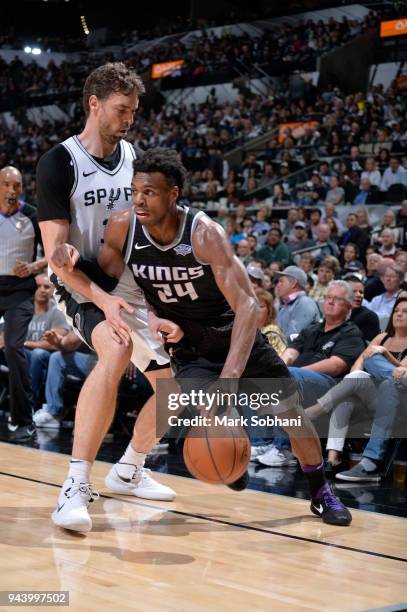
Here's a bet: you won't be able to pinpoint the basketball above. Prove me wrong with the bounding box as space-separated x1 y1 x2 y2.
183 423 251 485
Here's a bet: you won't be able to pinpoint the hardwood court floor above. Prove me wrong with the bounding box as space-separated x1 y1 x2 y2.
0 443 406 612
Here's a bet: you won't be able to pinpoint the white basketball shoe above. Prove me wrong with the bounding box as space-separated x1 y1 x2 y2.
52 478 99 533
105 464 176 501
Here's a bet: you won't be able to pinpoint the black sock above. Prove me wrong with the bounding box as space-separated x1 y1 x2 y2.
301 461 327 498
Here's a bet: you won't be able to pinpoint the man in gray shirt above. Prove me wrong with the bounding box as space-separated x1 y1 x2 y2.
276 266 321 339
24 274 70 410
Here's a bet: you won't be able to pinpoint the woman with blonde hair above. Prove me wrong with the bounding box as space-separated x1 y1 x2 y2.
254 287 286 355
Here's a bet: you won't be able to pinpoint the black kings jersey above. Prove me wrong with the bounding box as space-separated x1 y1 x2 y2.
124 207 234 332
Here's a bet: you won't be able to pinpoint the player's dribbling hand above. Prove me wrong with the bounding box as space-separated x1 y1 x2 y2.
51 243 80 272
100 294 134 346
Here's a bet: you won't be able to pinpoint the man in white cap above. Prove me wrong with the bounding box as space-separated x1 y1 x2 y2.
275 265 320 339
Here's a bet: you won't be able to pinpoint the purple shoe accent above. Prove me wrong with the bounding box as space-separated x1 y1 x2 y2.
301 461 324 473
314 482 343 511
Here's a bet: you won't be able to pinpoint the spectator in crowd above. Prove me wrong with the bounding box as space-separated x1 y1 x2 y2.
322 201 345 235
299 253 317 282
361 157 381 188
353 178 376 206
0 166 47 442
253 206 270 240
300 172 327 206
236 239 254 266
283 208 300 242
23 274 70 410
355 207 372 238
275 265 320 338
373 209 401 248
307 297 407 481
378 228 398 259
246 263 264 288
345 274 381 342
340 243 363 275
308 208 322 240
364 253 386 301
287 221 315 258
311 223 340 263
255 287 286 355
257 228 290 266
309 257 339 306
380 157 407 192
366 264 404 318
259 280 365 467
281 280 365 405
33 329 97 428
247 234 259 256
326 175 345 205
338 212 369 258
395 251 407 281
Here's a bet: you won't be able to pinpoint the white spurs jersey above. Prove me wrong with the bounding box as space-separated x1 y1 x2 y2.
60 135 144 305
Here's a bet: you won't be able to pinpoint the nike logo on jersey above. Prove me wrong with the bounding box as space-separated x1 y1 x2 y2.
134 243 151 250
83 170 97 177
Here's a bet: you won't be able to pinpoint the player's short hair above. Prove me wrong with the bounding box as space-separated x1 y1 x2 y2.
83 62 145 116
133 147 187 192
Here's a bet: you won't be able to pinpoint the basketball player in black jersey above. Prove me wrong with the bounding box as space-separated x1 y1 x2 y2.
93 148 352 526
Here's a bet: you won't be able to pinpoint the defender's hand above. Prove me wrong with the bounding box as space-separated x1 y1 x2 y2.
51 243 80 272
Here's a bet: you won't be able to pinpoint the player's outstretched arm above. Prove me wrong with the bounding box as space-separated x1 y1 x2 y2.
40 218 133 346
193 217 259 378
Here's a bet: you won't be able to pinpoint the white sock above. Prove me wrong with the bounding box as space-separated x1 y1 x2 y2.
68 458 92 482
116 443 146 479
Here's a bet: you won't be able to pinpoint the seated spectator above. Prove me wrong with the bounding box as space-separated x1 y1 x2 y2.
309 256 339 307
338 212 370 258
306 297 407 481
377 228 398 259
24 274 70 410
268 183 290 207
364 253 385 301
326 175 345 205
373 209 401 247
275 265 320 338
353 178 377 206
355 207 373 239
380 156 407 192
225 217 245 246
255 287 286 355
252 206 270 242
299 253 317 282
308 208 322 240
283 207 300 242
340 243 363 275
281 280 365 407
236 239 254 266
257 228 290 266
311 223 340 264
322 201 345 235
299 172 327 206
247 234 259 256
33 329 97 428
366 264 404 318
395 251 407 282
361 157 381 188
345 274 381 342
246 263 264 288
258 280 365 468
287 221 315 258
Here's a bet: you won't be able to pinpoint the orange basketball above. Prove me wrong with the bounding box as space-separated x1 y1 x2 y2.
183 423 251 485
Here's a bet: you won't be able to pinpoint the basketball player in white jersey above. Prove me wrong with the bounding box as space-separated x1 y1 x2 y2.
36 63 179 533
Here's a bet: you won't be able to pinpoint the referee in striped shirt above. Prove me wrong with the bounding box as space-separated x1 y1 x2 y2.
0 166 46 442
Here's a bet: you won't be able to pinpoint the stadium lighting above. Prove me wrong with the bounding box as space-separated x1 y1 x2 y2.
32 48 42 55
24 46 32 54
80 15 90 36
